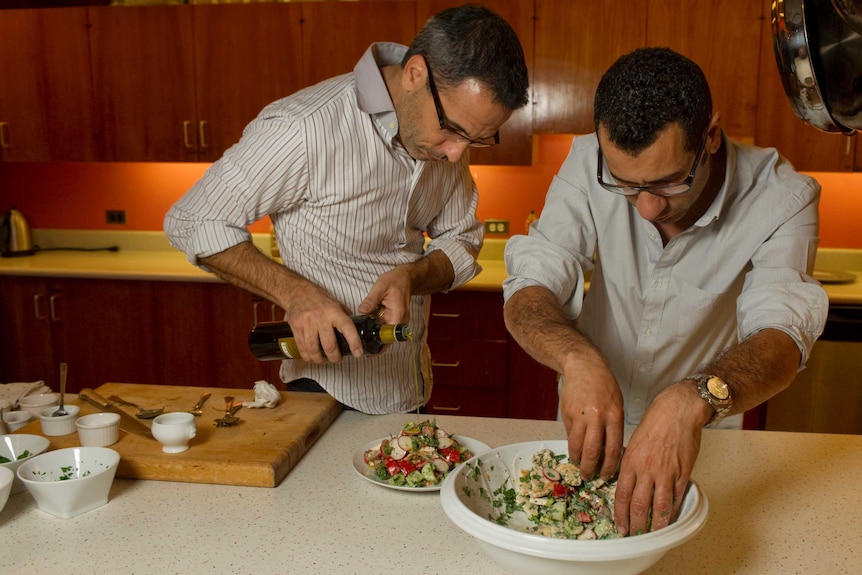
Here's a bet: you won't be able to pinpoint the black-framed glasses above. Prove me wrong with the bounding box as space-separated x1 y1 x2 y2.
426 62 499 148
596 132 709 197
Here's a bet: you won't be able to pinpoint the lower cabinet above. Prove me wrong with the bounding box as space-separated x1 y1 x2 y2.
425 290 558 420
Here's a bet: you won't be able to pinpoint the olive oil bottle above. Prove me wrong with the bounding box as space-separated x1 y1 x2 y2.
248 314 412 360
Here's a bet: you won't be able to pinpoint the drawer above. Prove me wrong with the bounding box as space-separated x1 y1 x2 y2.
428 291 506 340
428 339 507 389
425 385 508 417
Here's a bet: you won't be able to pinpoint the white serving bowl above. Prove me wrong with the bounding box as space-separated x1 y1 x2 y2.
37 404 80 436
0 434 52 495
0 466 13 514
440 440 709 575
18 393 59 417
3 410 34 432
76 412 121 447
16 446 120 518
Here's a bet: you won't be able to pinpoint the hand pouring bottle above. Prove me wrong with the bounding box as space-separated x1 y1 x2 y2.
249 314 412 360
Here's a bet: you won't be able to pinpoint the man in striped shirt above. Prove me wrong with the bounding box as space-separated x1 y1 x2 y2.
164 5 529 414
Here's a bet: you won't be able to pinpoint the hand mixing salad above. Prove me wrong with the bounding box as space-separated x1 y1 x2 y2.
514 448 622 540
363 419 474 488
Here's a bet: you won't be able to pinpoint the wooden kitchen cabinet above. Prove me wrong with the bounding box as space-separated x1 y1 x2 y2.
416 0 536 165
0 7 98 162
0 277 157 393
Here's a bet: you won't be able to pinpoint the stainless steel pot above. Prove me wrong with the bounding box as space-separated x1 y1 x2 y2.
1 208 35 257
772 0 862 133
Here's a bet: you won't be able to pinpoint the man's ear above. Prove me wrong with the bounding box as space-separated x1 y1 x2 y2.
401 54 429 92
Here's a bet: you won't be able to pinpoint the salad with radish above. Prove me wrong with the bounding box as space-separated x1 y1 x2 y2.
363 420 474 488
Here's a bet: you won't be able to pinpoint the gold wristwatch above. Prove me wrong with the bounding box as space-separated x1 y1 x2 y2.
689 373 732 425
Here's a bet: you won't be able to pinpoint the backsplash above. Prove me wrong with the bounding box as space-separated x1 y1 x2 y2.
2 135 861 248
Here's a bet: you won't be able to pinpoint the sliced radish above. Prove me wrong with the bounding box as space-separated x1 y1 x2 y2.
397 435 414 451
542 467 561 482
435 427 450 439
438 436 454 449
432 456 450 473
389 441 406 460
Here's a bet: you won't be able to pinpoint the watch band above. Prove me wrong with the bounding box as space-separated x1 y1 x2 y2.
688 373 733 425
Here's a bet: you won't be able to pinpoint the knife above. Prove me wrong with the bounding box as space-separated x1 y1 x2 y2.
79 388 154 440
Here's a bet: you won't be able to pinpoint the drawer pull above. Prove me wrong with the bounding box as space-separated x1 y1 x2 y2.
33 294 46 320
431 361 460 368
49 294 61 322
431 312 460 318
432 405 462 412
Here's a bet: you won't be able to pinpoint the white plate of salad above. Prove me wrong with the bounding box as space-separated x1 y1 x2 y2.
353 419 491 492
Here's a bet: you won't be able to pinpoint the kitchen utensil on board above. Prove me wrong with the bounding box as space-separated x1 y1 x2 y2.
187 392 212 416
1 208 35 257
52 363 69 417
107 395 164 419
78 389 154 439
215 396 243 427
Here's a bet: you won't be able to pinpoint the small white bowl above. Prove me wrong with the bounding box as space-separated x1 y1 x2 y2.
151 412 196 453
0 434 52 495
38 405 80 436
0 466 13 514
441 440 709 575
16 446 120 518
18 393 59 417
3 410 34 433
76 413 121 447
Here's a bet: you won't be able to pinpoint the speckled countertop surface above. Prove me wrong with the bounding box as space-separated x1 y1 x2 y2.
2 411 860 574
1 231 860 302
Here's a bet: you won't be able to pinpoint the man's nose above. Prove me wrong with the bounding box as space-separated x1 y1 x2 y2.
441 140 471 163
635 191 667 221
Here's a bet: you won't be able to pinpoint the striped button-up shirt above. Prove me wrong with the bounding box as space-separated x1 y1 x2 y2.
165 43 483 414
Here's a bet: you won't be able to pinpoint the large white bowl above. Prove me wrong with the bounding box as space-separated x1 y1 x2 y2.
440 440 709 575
0 466 13 514
0 434 52 495
16 446 120 518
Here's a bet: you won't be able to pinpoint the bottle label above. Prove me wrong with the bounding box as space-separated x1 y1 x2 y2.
277 337 300 359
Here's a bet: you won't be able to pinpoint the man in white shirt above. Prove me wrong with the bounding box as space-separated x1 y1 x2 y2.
503 48 827 535
165 5 529 414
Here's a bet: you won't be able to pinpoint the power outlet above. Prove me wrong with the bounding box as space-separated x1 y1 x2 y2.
106 210 127 225
484 219 509 235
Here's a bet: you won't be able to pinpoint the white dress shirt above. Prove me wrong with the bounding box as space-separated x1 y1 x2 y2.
503 133 828 425
165 43 483 414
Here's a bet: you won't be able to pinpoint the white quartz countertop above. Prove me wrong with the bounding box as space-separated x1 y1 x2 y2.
3 411 861 574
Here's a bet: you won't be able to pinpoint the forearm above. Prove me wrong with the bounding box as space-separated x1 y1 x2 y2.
400 249 456 295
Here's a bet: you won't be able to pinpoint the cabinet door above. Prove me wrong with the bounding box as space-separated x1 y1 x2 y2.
754 8 857 170
192 3 304 162
89 5 198 161
0 8 96 161
533 0 647 134
0 277 53 385
48 279 158 394
300 1 416 88
416 0 535 165
507 340 558 420
646 0 763 141
151 282 275 389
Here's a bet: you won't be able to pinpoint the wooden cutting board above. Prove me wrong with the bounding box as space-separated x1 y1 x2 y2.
16 383 342 488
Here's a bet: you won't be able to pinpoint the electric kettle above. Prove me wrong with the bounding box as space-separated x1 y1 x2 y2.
1 208 35 257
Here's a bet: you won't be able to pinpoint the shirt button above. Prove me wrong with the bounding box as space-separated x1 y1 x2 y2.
634 398 643 404
388 122 396 129
643 328 652 336
654 280 663 288
638 365 647 373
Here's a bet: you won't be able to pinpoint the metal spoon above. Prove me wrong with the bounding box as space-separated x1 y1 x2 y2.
107 395 164 419
187 392 212 416
52 362 69 417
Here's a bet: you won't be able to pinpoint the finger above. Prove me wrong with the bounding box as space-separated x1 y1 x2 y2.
577 418 606 478
332 316 362 359
565 413 587 466
612 468 635 536
649 479 675 531
626 477 655 536
599 421 624 480
671 475 690 524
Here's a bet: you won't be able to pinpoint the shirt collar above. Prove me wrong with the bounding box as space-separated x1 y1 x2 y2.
354 42 406 115
695 130 734 227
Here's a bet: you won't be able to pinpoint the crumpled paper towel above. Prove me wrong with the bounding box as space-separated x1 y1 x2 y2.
244 380 281 408
1 380 51 408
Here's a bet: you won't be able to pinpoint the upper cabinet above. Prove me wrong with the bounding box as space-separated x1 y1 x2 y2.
0 8 98 161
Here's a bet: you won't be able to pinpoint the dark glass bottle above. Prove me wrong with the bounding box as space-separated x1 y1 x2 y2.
248 314 412 361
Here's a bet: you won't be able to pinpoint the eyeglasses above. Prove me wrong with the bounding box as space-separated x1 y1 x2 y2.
426 62 499 148
596 132 709 197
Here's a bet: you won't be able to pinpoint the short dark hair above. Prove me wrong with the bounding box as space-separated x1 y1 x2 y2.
403 4 529 111
593 47 712 154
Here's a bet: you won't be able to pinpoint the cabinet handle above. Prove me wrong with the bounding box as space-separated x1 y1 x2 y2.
846 137 852 156
198 120 208 149
33 294 46 320
49 294 61 322
431 312 460 318
0 122 9 148
431 360 460 368
431 405 462 412
253 300 261 325
183 121 193 149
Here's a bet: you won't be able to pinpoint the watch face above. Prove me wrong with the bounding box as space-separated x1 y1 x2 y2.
706 376 730 400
